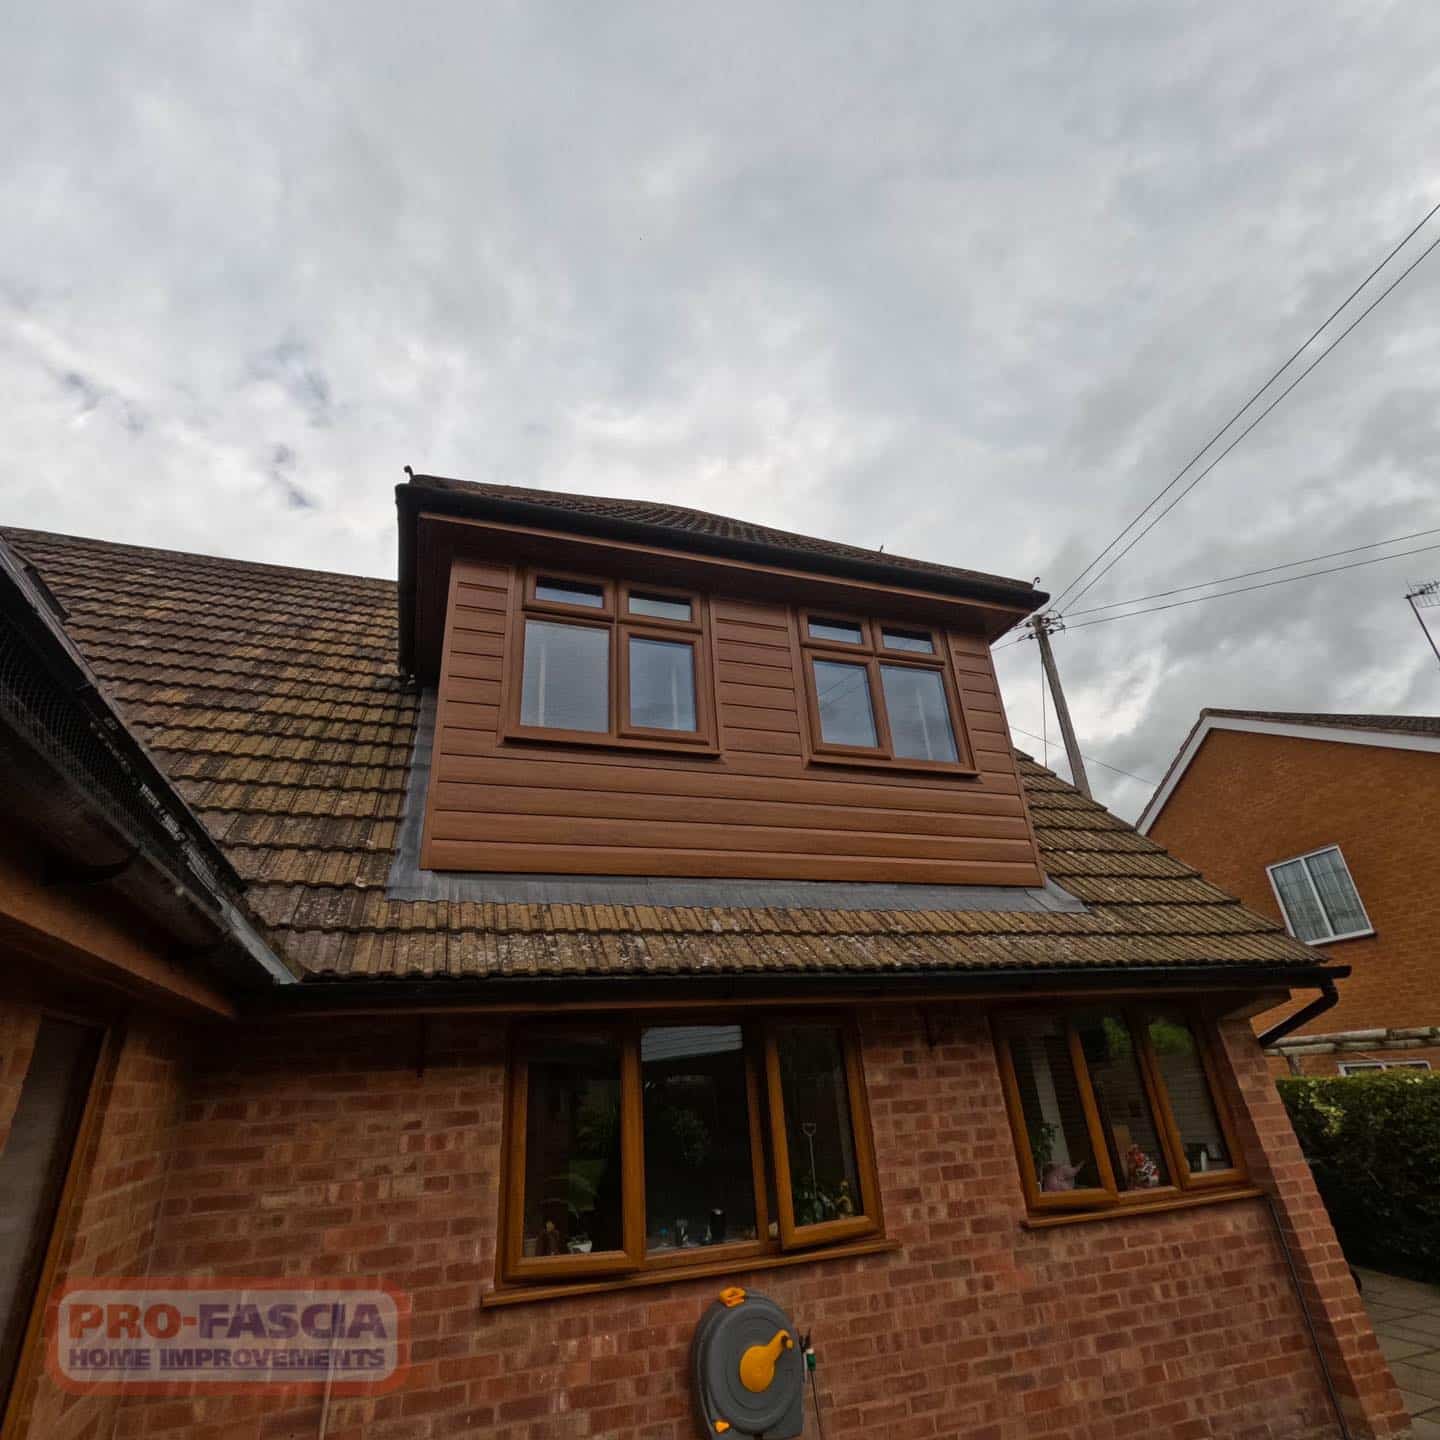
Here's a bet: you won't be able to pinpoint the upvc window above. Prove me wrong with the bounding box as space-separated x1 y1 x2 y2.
995 1006 1246 1215
506 572 716 750
500 1017 881 1287
797 613 972 772
1337 1060 1431 1076
1266 846 1372 944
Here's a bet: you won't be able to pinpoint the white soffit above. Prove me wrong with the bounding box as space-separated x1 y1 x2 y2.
1136 716 1440 835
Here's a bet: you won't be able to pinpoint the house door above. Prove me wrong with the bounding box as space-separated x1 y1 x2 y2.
0 1016 103 1414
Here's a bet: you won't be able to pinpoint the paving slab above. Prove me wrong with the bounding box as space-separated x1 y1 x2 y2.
1356 1266 1440 1429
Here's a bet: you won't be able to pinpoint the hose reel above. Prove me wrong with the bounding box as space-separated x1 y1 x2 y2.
691 1287 804 1439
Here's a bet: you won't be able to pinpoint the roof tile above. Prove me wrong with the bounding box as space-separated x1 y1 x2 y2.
3 525 1324 984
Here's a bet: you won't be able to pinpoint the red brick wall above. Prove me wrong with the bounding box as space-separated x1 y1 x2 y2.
8 1009 191 1440
1148 729 1440 1064
80 1006 1405 1440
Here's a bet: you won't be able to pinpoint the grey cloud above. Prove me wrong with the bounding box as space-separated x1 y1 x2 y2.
3 0 1439 806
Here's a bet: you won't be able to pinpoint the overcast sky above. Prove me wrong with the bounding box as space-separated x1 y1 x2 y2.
6 1 1440 817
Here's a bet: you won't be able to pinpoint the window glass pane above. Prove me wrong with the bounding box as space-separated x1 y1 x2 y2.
880 627 934 654
1145 1013 1232 1172
813 660 878 748
880 665 959 763
808 618 864 645
520 1033 624 1257
628 637 697 732
1007 1015 1102 1193
776 1025 863 1227
521 621 609 732
1074 1011 1169 1191
1271 859 1329 942
642 1026 757 1254
535 577 605 609
1304 850 1368 936
629 592 692 622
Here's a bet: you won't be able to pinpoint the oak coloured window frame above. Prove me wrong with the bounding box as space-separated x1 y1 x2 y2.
501 568 719 754
994 1004 1247 1218
796 609 976 775
497 1014 882 1291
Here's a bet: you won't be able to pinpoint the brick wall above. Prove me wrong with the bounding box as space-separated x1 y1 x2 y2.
1148 729 1440 1068
71 1005 1406 1440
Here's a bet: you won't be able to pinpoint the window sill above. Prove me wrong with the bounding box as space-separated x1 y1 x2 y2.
499 728 720 758
1021 1186 1263 1230
805 753 981 779
481 1235 900 1308
1308 928 1376 946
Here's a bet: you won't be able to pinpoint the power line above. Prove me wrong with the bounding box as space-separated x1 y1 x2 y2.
1060 226 1440 613
1065 525 1440 618
1051 196 1440 613
993 537 1440 651
1063 539 1440 631
1008 724 1157 786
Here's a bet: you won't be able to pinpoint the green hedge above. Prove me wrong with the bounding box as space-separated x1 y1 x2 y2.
1278 1070 1440 1284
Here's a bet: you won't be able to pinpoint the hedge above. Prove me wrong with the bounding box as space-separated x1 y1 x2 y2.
1278 1070 1440 1284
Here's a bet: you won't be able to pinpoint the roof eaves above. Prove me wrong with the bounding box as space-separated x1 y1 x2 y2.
396 474 1047 673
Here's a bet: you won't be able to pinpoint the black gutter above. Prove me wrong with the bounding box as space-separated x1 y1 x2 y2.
396 476 1048 675
1256 978 1341 1049
0 536 295 988
252 961 1349 1016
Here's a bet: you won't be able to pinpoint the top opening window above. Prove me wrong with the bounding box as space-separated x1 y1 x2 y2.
534 577 607 610
1267 846 1372 944
807 618 865 645
507 570 713 751
627 591 693 623
798 613 971 773
880 627 935 654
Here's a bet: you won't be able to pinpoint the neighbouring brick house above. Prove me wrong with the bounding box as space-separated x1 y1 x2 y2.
1139 709 1440 1077
0 478 1413 1439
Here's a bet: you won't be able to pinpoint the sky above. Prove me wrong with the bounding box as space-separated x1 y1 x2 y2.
5 0 1440 818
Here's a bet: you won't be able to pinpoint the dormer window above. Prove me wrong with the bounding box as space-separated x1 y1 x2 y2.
799 613 973 773
504 571 716 751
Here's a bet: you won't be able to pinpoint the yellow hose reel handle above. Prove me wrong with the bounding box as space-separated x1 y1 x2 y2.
738 1328 794 1393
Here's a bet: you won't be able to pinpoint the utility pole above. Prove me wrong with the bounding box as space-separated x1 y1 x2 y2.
1029 612 1092 799
1406 581 1440 668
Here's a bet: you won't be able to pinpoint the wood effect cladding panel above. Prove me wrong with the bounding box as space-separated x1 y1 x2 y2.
420 559 1047 884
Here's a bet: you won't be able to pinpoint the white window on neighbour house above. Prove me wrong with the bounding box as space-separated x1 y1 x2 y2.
1337 1060 1432 1076
1266 845 1373 944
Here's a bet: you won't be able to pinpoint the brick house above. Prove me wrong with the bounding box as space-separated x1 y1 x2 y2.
0 478 1413 1439
1139 708 1440 1077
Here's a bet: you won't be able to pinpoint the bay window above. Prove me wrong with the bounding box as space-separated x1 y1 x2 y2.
995 1005 1244 1215
500 1017 881 1287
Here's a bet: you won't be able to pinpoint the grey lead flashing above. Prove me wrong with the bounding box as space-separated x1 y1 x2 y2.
387 690 1087 914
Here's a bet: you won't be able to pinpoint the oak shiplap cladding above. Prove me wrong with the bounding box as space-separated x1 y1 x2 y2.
423 556 1041 883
